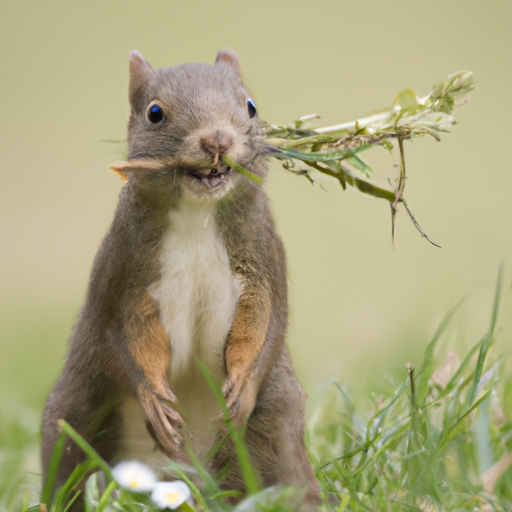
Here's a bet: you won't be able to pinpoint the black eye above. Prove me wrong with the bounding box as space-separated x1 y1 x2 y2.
247 98 257 118
147 104 165 123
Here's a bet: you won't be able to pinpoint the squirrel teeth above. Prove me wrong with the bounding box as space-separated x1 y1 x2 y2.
202 175 223 187
194 165 232 187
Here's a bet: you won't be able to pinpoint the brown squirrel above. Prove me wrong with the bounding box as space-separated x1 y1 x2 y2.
41 49 320 508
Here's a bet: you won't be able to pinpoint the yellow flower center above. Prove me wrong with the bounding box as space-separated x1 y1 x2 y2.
128 478 140 488
164 491 182 505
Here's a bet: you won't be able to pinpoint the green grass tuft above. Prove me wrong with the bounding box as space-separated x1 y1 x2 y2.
310 268 510 511
2 270 511 512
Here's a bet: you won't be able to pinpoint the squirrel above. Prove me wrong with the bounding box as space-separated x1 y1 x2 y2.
41 49 320 509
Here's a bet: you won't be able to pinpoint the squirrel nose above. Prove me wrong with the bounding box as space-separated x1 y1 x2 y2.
200 131 233 156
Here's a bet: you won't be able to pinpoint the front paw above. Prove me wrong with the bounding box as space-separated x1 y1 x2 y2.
139 388 184 457
222 375 256 426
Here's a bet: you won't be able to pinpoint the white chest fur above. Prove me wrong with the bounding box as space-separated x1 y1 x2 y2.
151 200 240 381
118 199 241 464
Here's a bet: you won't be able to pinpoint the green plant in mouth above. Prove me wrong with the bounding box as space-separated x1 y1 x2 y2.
261 70 474 246
112 71 474 245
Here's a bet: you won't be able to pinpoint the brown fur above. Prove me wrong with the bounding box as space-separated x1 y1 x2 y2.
41 49 320 510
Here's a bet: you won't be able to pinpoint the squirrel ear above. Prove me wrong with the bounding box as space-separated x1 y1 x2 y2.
215 49 241 76
129 50 153 107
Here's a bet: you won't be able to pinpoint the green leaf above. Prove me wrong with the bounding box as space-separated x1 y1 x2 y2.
394 88 419 110
275 145 370 163
346 154 373 178
400 111 455 132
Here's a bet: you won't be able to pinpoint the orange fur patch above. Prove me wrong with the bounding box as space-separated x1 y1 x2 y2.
225 281 271 383
125 293 184 456
125 293 175 401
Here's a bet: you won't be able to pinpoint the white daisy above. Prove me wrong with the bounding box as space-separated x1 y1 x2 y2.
151 480 193 509
112 460 157 492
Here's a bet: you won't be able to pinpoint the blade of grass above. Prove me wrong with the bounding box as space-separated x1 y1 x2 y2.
331 382 367 434
210 490 243 501
438 389 492 452
434 335 485 401
84 472 100 512
366 380 408 439
95 479 117 512
345 155 372 178
174 468 214 512
319 380 408 471
53 461 94 512
274 145 370 163
415 294 468 405
300 159 397 201
61 491 82 512
183 442 220 501
18 490 29 512
41 432 67 506
197 360 260 494
466 265 503 406
407 364 421 451
353 420 412 478
221 155 264 185
337 493 350 512
57 420 113 480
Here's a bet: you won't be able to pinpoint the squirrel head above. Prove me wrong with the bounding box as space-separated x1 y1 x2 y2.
126 49 265 202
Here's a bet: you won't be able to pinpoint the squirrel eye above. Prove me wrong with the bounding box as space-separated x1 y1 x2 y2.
147 104 165 123
247 98 257 118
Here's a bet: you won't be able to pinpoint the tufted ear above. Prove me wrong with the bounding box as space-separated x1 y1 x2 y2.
214 49 242 77
129 50 153 109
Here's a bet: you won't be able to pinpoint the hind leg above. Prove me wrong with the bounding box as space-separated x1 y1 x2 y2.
211 350 320 509
41 373 121 506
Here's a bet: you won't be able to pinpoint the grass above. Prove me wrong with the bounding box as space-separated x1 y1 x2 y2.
111 71 474 247
2 269 511 512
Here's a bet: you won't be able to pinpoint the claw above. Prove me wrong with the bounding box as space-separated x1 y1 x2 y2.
221 375 256 427
161 401 184 428
138 386 184 457
158 386 179 404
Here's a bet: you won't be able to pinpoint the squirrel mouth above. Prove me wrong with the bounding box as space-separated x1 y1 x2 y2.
188 164 233 187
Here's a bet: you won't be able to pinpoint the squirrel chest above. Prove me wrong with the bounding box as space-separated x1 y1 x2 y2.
151 198 241 381
119 198 241 462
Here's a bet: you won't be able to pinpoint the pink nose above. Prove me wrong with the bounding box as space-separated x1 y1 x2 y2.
200 131 233 156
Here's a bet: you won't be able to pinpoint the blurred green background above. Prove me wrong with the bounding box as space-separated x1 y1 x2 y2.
0 0 511 490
